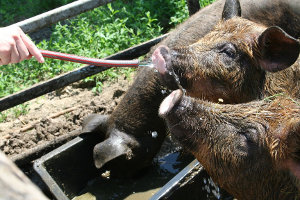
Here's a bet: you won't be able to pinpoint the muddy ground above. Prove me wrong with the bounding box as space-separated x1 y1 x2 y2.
0 73 135 158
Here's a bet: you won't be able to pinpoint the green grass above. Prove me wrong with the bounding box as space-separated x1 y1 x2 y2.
0 0 76 27
0 0 190 98
0 0 215 122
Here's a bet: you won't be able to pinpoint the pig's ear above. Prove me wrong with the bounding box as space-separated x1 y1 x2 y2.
93 129 137 169
258 26 300 72
222 0 241 20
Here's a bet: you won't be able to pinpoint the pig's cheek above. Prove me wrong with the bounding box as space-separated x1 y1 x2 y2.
169 124 200 152
170 127 190 145
185 79 210 98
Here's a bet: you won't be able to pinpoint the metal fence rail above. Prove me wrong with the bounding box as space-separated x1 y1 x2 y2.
14 0 115 33
0 34 167 112
0 0 170 112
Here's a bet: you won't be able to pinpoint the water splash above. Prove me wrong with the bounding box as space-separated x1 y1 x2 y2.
139 61 154 68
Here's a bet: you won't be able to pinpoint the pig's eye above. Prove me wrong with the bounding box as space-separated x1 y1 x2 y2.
218 43 236 58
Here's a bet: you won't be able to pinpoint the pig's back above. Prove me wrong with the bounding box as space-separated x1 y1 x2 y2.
150 0 300 54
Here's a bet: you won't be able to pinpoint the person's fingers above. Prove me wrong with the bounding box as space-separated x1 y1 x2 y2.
14 35 30 62
10 39 21 64
0 45 11 65
0 26 44 65
20 31 44 63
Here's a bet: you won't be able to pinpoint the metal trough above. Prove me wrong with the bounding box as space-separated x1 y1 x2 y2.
151 160 234 200
33 134 101 200
33 133 233 200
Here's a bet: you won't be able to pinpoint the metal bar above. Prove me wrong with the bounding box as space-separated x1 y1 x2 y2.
0 34 167 112
14 0 116 33
150 159 201 200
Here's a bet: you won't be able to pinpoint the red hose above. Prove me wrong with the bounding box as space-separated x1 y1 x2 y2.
40 49 140 68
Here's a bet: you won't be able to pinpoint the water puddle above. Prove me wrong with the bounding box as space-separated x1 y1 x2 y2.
72 152 192 200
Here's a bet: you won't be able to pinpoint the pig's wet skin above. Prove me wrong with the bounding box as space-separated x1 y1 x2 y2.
159 90 300 200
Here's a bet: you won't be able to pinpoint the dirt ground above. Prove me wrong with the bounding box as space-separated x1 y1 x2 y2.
0 73 135 158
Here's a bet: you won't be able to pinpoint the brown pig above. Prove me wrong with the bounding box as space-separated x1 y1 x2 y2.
154 0 300 103
154 0 300 52
82 0 300 177
159 89 300 200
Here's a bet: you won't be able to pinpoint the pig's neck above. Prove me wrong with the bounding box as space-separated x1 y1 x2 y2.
109 67 168 137
264 62 300 99
203 159 300 200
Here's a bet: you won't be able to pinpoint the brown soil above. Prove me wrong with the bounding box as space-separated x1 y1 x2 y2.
0 73 135 158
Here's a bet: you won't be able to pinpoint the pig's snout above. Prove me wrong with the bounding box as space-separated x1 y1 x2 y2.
159 89 184 117
159 89 196 149
152 46 182 90
152 45 171 75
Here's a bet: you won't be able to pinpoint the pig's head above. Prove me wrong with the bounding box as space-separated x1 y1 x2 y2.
159 89 300 199
152 0 300 103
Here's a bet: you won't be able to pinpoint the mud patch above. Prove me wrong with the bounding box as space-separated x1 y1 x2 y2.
0 73 135 158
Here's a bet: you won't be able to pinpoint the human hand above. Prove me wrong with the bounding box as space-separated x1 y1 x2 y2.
0 26 44 65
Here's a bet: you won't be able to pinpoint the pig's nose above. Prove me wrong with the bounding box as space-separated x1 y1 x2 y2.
159 89 183 116
152 45 171 75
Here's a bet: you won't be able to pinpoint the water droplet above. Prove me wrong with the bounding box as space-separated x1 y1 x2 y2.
101 170 111 179
152 131 158 138
161 90 167 95
205 185 210 191
208 178 214 185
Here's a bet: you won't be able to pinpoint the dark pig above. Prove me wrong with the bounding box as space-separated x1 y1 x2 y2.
159 89 300 200
82 68 167 177
82 0 300 176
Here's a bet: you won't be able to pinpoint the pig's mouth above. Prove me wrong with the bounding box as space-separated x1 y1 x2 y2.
152 45 184 91
159 89 198 150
